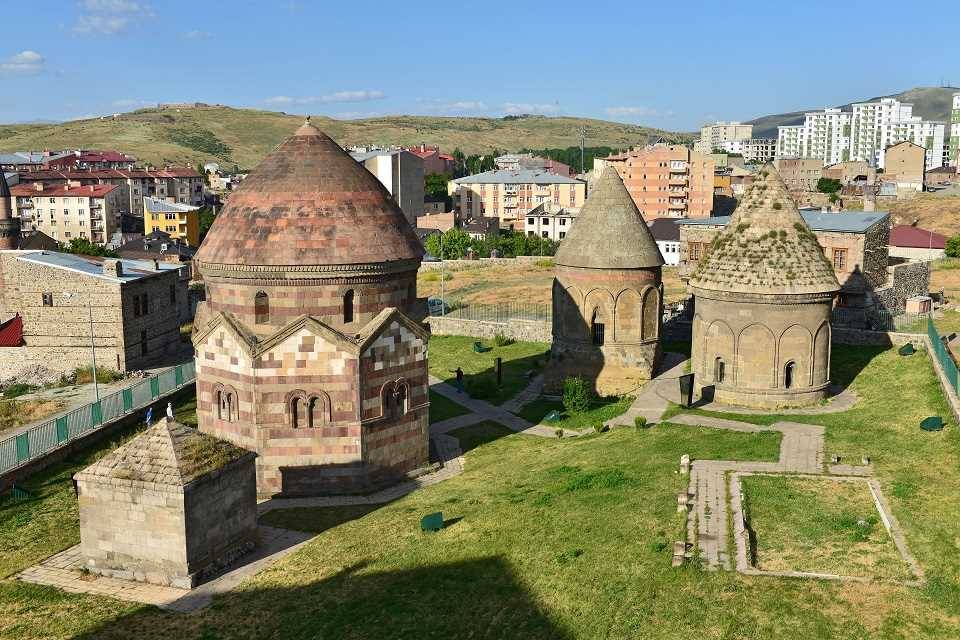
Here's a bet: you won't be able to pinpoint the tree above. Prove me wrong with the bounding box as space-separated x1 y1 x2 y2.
424 173 451 199
424 228 472 259
945 235 960 258
817 178 842 194
61 237 119 258
197 206 216 243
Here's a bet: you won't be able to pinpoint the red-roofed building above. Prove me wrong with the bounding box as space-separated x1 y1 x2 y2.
44 150 137 171
405 144 455 175
0 314 23 347
15 166 204 216
9 182 123 245
889 224 946 261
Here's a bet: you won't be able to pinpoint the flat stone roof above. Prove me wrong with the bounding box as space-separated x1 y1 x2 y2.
13 250 181 282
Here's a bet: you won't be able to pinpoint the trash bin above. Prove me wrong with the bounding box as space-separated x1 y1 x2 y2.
678 373 695 408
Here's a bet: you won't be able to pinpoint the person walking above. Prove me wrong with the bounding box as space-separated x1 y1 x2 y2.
166 401 174 420
145 406 153 427
454 367 464 393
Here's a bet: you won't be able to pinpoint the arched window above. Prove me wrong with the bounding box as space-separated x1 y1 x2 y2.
784 361 796 389
343 289 355 323
214 384 238 422
254 291 269 324
395 384 408 416
225 393 233 422
291 396 302 429
591 308 605 346
215 389 223 420
714 357 725 384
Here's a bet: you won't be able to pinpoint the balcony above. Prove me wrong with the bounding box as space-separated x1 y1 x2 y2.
668 177 688 186
668 201 687 210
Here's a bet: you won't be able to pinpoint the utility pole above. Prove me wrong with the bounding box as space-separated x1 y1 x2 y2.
577 126 587 174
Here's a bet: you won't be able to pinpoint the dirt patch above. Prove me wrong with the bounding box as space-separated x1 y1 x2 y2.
0 398 64 439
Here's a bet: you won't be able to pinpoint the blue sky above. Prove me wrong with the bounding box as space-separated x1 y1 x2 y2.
1 0 958 131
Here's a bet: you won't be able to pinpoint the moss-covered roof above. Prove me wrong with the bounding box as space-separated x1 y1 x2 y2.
78 419 251 486
689 165 840 295
554 167 663 270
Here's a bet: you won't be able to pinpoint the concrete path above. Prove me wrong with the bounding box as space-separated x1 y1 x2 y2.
428 375 556 437
501 374 544 413
604 352 688 429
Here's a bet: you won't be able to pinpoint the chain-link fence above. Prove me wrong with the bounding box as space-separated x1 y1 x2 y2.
831 308 929 333
429 299 551 323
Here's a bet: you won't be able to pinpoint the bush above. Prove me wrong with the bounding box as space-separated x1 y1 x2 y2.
493 333 514 347
534 259 554 268
593 423 609 433
69 366 124 386
555 428 564 439
563 376 590 414
817 178 842 194
2 383 37 399
945 235 960 258
634 416 648 429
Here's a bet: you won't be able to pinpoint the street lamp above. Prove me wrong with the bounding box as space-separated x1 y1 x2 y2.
63 292 99 403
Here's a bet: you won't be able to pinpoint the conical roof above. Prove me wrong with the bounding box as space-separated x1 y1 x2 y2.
195 118 422 269
0 171 10 199
78 419 251 486
554 167 663 269
689 165 839 295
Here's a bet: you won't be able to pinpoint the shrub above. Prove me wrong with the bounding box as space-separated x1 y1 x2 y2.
493 333 514 347
555 428 564 439
2 383 37 399
534 259 554 268
593 423 609 433
563 376 590 414
817 177 842 194
772 202 782 210
72 367 123 385
635 416 648 429
945 235 960 258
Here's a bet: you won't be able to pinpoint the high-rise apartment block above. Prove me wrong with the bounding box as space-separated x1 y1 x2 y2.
449 169 586 230
694 122 753 155
597 144 714 220
951 93 960 167
777 98 946 169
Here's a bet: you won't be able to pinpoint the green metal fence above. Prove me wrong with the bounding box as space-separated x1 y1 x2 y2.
0 361 196 476
928 317 959 394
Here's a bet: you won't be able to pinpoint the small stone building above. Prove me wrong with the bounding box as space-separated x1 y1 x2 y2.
192 118 430 497
75 419 257 589
689 166 840 408
545 168 664 395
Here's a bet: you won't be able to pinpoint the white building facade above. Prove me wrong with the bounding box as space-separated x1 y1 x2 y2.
951 93 960 167
524 204 579 241
694 121 753 155
778 98 946 169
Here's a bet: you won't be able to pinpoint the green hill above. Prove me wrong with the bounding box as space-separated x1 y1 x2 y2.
0 106 689 170
747 86 959 138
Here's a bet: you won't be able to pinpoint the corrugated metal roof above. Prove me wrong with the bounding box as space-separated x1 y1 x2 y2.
143 196 200 213
453 169 584 185
679 210 889 234
15 251 181 283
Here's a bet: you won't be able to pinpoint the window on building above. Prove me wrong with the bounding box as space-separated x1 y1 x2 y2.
254 291 269 324
559 218 566 226
714 357 725 383
542 231 549 238
689 242 703 261
527 217 534 224
343 289 354 323
591 309 605 346
784 361 796 389
42 292 53 306
542 218 549 224
559 232 566 239
832 248 847 270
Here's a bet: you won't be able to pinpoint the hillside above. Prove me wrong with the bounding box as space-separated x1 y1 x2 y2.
747 86 959 138
0 107 688 170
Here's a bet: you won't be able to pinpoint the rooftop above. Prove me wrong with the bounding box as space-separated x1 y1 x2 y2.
12 250 183 283
889 225 946 249
143 196 200 213
680 210 889 234
452 169 583 185
648 218 681 242
10 183 118 198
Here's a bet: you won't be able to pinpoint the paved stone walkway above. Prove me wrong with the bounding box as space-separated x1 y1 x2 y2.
501 374 544 413
669 413 922 583
429 375 556 437
604 352 688 429
16 526 314 612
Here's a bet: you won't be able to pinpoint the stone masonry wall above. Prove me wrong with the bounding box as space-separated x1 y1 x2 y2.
427 316 552 343
873 261 930 315
418 255 548 271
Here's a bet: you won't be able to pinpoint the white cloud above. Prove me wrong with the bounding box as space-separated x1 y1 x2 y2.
73 0 154 35
264 90 386 106
182 29 211 40
334 111 386 120
416 98 489 115
0 50 46 75
605 106 672 120
503 102 560 115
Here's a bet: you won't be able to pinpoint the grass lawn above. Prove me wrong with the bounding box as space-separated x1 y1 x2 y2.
428 335 549 405
515 396 633 431
5 345 960 638
742 475 911 580
428 390 470 425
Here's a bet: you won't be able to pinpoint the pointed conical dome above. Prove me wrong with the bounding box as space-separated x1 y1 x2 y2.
554 167 663 269
689 165 839 295
195 118 422 269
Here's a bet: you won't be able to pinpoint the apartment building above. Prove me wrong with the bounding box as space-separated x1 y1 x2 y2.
12 168 204 216
778 98 946 169
0 149 136 171
494 153 572 177
523 203 579 241
9 182 122 245
738 138 777 163
951 93 960 167
773 158 824 192
883 141 925 191
143 196 201 246
597 144 713 220
449 169 586 229
351 149 424 224
693 122 752 155
405 144 455 176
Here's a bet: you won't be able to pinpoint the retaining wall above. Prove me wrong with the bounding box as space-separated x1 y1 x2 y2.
426 316 551 343
419 256 549 272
